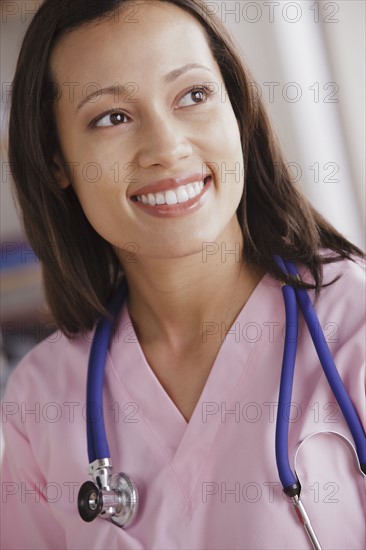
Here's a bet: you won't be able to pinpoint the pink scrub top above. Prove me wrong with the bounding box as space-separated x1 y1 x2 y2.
1 254 365 549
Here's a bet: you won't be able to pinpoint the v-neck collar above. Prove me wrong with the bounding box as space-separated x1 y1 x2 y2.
108 271 281 500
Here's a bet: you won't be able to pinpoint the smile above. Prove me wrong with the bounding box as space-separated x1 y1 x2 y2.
132 178 207 206
130 175 212 218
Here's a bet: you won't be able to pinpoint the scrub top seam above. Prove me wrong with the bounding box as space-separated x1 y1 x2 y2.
106 351 194 509
188 338 262 503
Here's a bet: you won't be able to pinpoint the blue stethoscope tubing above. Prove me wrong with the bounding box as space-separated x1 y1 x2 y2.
86 278 128 463
274 255 366 493
85 256 366 483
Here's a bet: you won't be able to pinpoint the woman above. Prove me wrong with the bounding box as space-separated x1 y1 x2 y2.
1 0 365 548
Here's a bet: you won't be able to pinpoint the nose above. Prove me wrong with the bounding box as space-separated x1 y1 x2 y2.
136 110 193 169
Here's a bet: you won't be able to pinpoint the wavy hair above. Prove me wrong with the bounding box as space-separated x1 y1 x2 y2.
8 0 365 336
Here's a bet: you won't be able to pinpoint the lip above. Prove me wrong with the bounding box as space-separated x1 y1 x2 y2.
130 175 212 218
129 171 211 198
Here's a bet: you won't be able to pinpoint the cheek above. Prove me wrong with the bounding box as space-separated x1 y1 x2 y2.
220 107 242 157
204 106 243 192
202 103 242 160
72 174 122 236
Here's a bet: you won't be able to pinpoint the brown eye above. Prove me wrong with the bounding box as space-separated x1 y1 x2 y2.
191 90 205 102
178 86 211 108
92 110 129 128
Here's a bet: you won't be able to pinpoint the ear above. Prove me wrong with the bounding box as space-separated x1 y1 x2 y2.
52 151 71 190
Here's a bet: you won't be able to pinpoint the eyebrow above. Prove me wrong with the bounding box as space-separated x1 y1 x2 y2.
76 63 213 112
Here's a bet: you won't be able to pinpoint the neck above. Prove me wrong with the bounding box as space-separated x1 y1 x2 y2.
116 219 265 354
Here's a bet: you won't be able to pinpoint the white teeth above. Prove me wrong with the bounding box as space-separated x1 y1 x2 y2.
155 193 165 205
186 184 196 199
176 186 189 203
135 180 205 206
147 193 156 206
165 190 178 205
193 182 201 194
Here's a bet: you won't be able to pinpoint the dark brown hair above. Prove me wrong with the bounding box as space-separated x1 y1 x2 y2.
8 0 365 336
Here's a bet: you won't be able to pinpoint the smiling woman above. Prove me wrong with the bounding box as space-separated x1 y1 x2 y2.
49 2 247 275
1 0 365 549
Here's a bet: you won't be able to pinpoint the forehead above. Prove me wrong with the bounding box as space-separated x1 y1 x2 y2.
50 1 216 87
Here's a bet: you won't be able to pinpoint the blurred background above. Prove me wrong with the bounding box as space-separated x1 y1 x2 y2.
1 0 365 397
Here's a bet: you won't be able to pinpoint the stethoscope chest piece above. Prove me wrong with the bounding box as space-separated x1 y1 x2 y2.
78 480 103 522
109 472 139 528
78 458 139 528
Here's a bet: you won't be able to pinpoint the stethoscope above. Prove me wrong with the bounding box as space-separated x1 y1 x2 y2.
274 256 365 549
77 256 366 549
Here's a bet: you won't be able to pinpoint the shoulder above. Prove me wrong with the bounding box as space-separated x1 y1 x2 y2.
319 250 365 290
2 324 95 404
298 251 365 344
319 252 365 317
299 248 365 290
294 251 365 414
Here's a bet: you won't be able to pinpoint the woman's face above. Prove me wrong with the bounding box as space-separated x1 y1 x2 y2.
51 0 244 261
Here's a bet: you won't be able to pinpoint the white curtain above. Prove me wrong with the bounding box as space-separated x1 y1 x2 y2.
211 0 365 248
